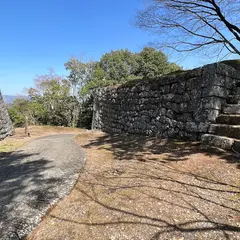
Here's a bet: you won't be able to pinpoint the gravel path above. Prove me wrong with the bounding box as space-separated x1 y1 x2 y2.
0 134 85 240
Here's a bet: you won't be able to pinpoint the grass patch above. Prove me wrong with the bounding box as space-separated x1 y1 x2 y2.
0 140 25 152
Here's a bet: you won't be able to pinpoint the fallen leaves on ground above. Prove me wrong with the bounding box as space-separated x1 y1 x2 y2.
28 131 240 240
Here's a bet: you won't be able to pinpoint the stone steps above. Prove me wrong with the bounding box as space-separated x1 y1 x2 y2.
201 134 240 152
201 86 240 153
223 104 240 114
201 134 234 150
209 124 240 139
216 114 240 125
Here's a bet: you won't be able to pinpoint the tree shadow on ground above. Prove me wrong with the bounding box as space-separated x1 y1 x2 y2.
0 151 63 239
50 172 240 239
46 132 240 239
83 133 239 166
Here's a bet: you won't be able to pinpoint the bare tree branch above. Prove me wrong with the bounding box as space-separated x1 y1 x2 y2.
134 0 240 57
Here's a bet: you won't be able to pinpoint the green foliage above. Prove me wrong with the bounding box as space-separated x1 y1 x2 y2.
26 70 77 127
99 49 138 81
64 58 96 127
9 48 181 129
77 47 182 96
9 46 183 130
8 99 28 127
80 78 115 96
92 62 105 80
137 47 182 78
8 98 46 127
167 62 183 74
64 57 95 93
138 47 168 78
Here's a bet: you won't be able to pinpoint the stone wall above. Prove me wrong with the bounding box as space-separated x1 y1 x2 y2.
92 63 240 140
0 91 13 139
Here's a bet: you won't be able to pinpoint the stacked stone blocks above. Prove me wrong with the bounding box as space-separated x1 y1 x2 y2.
92 63 240 141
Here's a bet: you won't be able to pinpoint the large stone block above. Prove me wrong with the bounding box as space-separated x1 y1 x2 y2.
223 104 240 114
202 86 229 98
201 134 234 150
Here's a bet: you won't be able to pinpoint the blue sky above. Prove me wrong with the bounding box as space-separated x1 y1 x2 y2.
0 0 236 95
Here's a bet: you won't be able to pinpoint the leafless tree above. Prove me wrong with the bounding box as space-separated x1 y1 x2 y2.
135 0 240 57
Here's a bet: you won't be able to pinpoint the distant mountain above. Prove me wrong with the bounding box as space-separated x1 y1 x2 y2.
3 95 27 104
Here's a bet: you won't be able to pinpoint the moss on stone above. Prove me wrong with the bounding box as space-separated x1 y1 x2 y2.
164 69 190 76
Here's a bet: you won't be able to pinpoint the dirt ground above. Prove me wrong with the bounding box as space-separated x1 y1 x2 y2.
25 131 240 240
0 126 83 154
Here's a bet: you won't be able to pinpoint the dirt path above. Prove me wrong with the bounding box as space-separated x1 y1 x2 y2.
0 134 85 240
27 131 240 240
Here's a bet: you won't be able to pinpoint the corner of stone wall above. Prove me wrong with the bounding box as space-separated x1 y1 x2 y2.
0 91 14 140
200 63 240 124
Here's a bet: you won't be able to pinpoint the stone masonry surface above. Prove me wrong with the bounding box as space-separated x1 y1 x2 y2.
0 91 13 140
92 63 240 140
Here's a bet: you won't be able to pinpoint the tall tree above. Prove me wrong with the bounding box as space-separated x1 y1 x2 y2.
80 48 182 95
137 47 181 78
27 70 74 126
135 0 240 57
99 49 139 81
64 58 95 127
64 57 95 96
